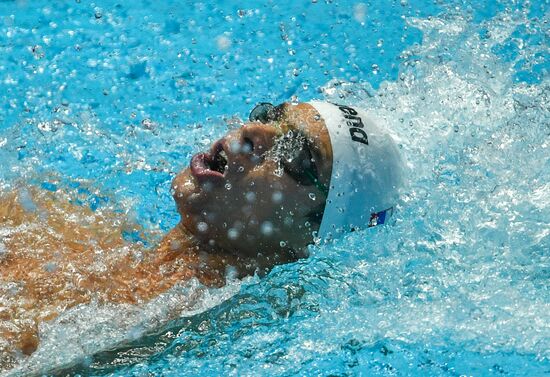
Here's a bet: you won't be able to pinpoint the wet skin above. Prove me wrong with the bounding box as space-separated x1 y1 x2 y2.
172 102 333 261
0 103 333 366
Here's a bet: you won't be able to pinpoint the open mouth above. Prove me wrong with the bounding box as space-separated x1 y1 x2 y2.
190 142 228 182
209 144 228 174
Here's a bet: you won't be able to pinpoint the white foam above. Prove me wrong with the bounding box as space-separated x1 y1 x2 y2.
8 278 243 376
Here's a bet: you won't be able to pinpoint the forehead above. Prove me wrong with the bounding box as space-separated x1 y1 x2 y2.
277 103 326 137
279 103 331 152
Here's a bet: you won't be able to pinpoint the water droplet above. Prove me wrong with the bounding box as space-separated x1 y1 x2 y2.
273 166 284 177
225 265 238 280
279 241 287 247
227 228 239 240
141 118 155 130
216 34 232 51
229 139 241 153
237 166 244 173
197 222 208 232
37 121 57 132
203 181 213 192
353 3 367 23
224 183 232 190
377 39 384 48
371 64 380 74
309 192 316 201
261 221 274 236
272 191 283 203
43 262 57 273
245 191 256 202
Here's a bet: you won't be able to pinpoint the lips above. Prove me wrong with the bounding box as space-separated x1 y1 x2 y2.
190 141 228 183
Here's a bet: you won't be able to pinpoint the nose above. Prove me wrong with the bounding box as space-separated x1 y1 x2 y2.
223 122 279 167
240 122 280 156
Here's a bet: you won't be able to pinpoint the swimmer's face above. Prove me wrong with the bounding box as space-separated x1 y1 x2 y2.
172 103 333 258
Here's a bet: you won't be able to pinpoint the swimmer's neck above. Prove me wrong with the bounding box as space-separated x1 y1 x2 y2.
155 222 302 284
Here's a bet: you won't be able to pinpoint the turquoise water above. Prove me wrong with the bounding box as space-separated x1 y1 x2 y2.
1 0 549 376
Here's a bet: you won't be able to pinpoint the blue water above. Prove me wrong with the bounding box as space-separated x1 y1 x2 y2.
1 0 548 376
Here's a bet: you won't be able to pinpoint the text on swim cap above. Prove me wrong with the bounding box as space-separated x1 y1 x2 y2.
337 105 369 146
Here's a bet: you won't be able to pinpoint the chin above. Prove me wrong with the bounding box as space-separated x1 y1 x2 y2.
172 169 199 213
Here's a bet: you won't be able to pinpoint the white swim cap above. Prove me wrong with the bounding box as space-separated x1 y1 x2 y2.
308 101 404 239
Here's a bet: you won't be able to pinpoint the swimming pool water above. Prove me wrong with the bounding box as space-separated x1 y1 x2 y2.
0 0 548 375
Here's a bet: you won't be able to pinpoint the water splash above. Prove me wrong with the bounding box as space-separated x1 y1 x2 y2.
103 8 549 377
1 3 548 377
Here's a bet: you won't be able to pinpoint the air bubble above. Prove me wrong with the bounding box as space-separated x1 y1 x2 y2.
279 241 287 247
224 183 232 190
309 193 316 200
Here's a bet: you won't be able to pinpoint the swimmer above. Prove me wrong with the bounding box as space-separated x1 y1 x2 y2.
0 101 402 369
